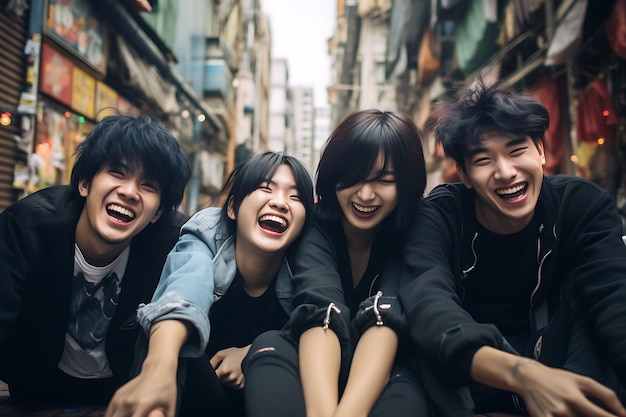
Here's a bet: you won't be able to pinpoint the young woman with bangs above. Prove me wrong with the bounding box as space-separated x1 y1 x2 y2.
105 151 315 417
243 109 432 417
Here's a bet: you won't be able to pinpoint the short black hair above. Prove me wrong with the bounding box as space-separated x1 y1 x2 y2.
427 78 550 171
70 115 192 213
315 109 426 234
217 151 315 235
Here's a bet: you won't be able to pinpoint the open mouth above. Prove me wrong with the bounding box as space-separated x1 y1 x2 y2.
352 202 379 214
107 204 135 222
496 182 528 200
259 214 288 233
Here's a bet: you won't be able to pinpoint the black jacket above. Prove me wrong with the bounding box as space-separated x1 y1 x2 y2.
400 175 626 386
0 186 187 394
287 213 406 366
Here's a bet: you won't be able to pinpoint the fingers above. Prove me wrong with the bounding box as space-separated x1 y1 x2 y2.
209 351 223 369
578 376 626 417
147 408 167 417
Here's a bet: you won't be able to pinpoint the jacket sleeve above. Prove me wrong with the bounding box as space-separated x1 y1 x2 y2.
557 180 626 385
399 192 515 385
0 209 32 379
287 221 352 355
137 228 215 358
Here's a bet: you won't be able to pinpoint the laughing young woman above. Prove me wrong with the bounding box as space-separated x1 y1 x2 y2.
105 151 314 417
243 109 431 417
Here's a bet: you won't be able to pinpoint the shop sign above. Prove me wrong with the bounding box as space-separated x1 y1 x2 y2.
95 81 118 120
46 0 107 75
40 42 74 107
72 66 95 119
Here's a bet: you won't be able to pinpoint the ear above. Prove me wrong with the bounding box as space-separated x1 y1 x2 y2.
226 197 236 220
78 178 89 197
150 208 164 224
456 165 473 190
537 141 546 165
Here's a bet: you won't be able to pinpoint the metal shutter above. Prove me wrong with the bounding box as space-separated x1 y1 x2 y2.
0 6 28 211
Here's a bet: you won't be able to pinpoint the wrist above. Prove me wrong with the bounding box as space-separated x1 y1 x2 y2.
509 357 542 394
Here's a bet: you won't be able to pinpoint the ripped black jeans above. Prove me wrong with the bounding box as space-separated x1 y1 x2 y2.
242 329 431 417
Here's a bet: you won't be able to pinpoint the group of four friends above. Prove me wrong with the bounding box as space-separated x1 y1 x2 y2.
1 80 626 417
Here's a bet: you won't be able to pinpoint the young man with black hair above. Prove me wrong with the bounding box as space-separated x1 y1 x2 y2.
401 80 626 417
0 115 191 406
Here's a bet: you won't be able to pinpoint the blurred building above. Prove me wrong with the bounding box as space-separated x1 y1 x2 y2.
268 57 291 152
0 0 274 214
327 0 626 206
313 106 332 172
289 86 315 171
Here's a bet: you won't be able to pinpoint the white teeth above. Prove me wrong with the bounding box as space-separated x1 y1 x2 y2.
107 204 135 219
496 184 525 195
352 203 378 213
259 214 286 226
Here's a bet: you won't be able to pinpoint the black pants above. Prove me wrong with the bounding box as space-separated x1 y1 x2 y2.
243 329 431 417
471 283 625 415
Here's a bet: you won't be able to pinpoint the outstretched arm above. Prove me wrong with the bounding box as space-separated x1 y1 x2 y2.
105 320 190 417
334 326 397 417
472 346 626 417
300 327 342 417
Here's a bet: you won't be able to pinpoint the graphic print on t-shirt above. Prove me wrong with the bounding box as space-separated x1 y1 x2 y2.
67 271 122 351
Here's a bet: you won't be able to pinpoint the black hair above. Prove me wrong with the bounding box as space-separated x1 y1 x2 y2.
427 78 550 171
70 115 192 213
315 109 426 234
216 151 315 235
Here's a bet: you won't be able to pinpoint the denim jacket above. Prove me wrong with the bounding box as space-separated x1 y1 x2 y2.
137 207 295 357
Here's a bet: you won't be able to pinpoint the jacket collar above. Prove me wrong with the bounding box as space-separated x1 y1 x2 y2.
459 176 558 273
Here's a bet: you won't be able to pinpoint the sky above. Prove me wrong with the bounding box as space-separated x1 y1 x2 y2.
261 0 336 108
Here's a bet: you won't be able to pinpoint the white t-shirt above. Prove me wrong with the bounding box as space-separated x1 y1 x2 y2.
57 244 130 379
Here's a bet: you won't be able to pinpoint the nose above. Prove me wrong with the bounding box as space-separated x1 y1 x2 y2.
269 191 289 211
494 158 517 181
357 182 376 201
118 180 140 200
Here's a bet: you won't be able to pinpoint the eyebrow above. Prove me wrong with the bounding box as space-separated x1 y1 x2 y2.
263 178 299 190
467 136 528 157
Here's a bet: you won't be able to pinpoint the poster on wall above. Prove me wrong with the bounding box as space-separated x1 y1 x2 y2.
29 102 93 193
46 0 107 75
40 43 74 107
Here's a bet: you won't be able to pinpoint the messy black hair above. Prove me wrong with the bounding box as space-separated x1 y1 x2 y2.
70 115 191 212
426 78 550 171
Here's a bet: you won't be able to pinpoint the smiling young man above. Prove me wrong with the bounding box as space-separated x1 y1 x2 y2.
0 115 191 406
400 80 626 417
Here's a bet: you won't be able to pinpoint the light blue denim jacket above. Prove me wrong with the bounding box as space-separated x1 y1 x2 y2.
137 207 295 357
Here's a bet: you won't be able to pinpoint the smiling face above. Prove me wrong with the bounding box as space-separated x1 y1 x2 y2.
457 132 545 234
75 162 163 266
228 164 307 257
336 151 398 238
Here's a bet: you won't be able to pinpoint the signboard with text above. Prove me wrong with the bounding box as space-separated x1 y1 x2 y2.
46 0 107 75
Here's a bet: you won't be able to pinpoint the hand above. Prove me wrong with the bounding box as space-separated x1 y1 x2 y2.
514 360 626 417
210 345 251 389
105 359 177 417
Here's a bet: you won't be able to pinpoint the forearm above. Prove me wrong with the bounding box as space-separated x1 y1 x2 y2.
299 327 341 417
470 346 539 393
142 319 191 372
334 326 398 417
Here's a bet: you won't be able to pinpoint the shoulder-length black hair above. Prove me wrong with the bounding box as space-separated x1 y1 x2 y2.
70 115 191 212
315 109 426 234
426 78 550 171
216 151 315 235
